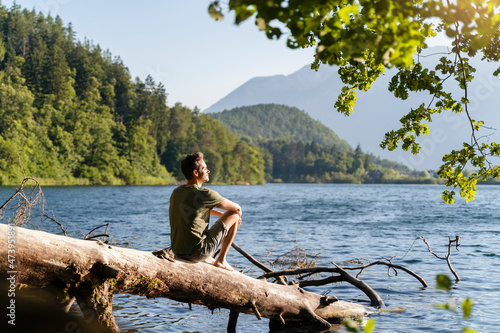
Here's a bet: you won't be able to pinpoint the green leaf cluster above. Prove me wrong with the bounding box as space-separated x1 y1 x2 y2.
225 0 430 68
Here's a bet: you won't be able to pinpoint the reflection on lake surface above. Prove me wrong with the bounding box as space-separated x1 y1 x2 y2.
1 184 499 332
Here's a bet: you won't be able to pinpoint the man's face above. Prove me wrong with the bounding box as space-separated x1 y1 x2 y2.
195 160 210 183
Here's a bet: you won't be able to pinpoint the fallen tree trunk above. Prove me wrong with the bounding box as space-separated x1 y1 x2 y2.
0 224 368 332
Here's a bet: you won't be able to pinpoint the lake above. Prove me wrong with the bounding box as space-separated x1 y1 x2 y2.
1 183 499 332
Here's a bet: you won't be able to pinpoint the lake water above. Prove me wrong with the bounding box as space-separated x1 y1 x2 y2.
1 184 499 332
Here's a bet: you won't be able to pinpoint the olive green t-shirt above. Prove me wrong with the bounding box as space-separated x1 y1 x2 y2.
169 185 225 256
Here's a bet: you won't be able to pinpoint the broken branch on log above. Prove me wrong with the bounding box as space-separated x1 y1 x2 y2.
84 223 110 240
259 264 384 308
331 263 385 308
258 257 430 307
231 242 287 285
41 210 68 236
228 310 240 333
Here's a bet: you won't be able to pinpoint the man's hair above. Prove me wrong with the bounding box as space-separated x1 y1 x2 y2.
181 152 204 180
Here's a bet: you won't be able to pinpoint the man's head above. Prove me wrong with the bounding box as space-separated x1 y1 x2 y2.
181 152 209 182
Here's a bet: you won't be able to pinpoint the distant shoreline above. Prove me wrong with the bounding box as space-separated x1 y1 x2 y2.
4 179 500 187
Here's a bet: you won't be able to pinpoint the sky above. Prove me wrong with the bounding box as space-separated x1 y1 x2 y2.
2 0 317 111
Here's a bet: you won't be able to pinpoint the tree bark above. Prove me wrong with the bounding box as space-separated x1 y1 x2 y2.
1 224 368 332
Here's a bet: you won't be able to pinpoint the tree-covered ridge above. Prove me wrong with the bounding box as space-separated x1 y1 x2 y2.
260 140 423 184
0 4 265 185
209 104 437 184
210 104 352 152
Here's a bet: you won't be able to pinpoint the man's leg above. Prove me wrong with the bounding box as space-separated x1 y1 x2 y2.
214 211 239 271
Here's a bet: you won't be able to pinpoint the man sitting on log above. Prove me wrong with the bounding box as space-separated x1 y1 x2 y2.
169 152 242 271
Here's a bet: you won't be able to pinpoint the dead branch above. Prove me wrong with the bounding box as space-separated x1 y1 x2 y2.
258 265 385 308
84 223 110 239
259 266 342 280
231 242 287 285
41 210 68 236
257 255 430 307
83 223 113 244
342 261 428 288
86 234 111 241
331 263 385 308
228 310 239 333
0 176 45 227
417 235 461 281
297 275 343 287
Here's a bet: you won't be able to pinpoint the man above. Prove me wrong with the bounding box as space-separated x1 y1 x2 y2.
169 152 242 271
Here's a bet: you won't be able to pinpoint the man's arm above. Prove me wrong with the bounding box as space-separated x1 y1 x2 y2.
210 200 241 217
215 199 242 217
210 209 224 218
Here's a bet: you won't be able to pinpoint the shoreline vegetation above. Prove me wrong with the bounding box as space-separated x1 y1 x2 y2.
4 175 500 186
1 5 497 188
0 179 447 187
0 175 452 187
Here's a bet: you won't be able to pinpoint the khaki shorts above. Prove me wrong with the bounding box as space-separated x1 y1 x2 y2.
180 219 228 262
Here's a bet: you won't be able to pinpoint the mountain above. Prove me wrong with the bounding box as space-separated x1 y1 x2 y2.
209 104 353 152
204 47 500 170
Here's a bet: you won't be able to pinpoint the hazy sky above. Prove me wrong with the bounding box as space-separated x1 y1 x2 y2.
2 0 317 110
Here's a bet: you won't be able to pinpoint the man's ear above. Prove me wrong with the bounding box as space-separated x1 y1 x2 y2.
193 169 199 178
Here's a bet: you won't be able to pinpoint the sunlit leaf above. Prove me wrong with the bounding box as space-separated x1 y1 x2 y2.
234 5 255 25
208 1 224 21
435 302 455 311
343 318 360 332
462 298 473 319
255 17 266 30
436 274 452 290
364 318 375 333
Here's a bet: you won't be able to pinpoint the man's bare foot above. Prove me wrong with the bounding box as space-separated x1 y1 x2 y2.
202 257 215 264
214 259 234 272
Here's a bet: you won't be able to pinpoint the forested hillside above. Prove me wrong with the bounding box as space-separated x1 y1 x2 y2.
209 104 352 152
0 4 265 185
209 105 428 183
